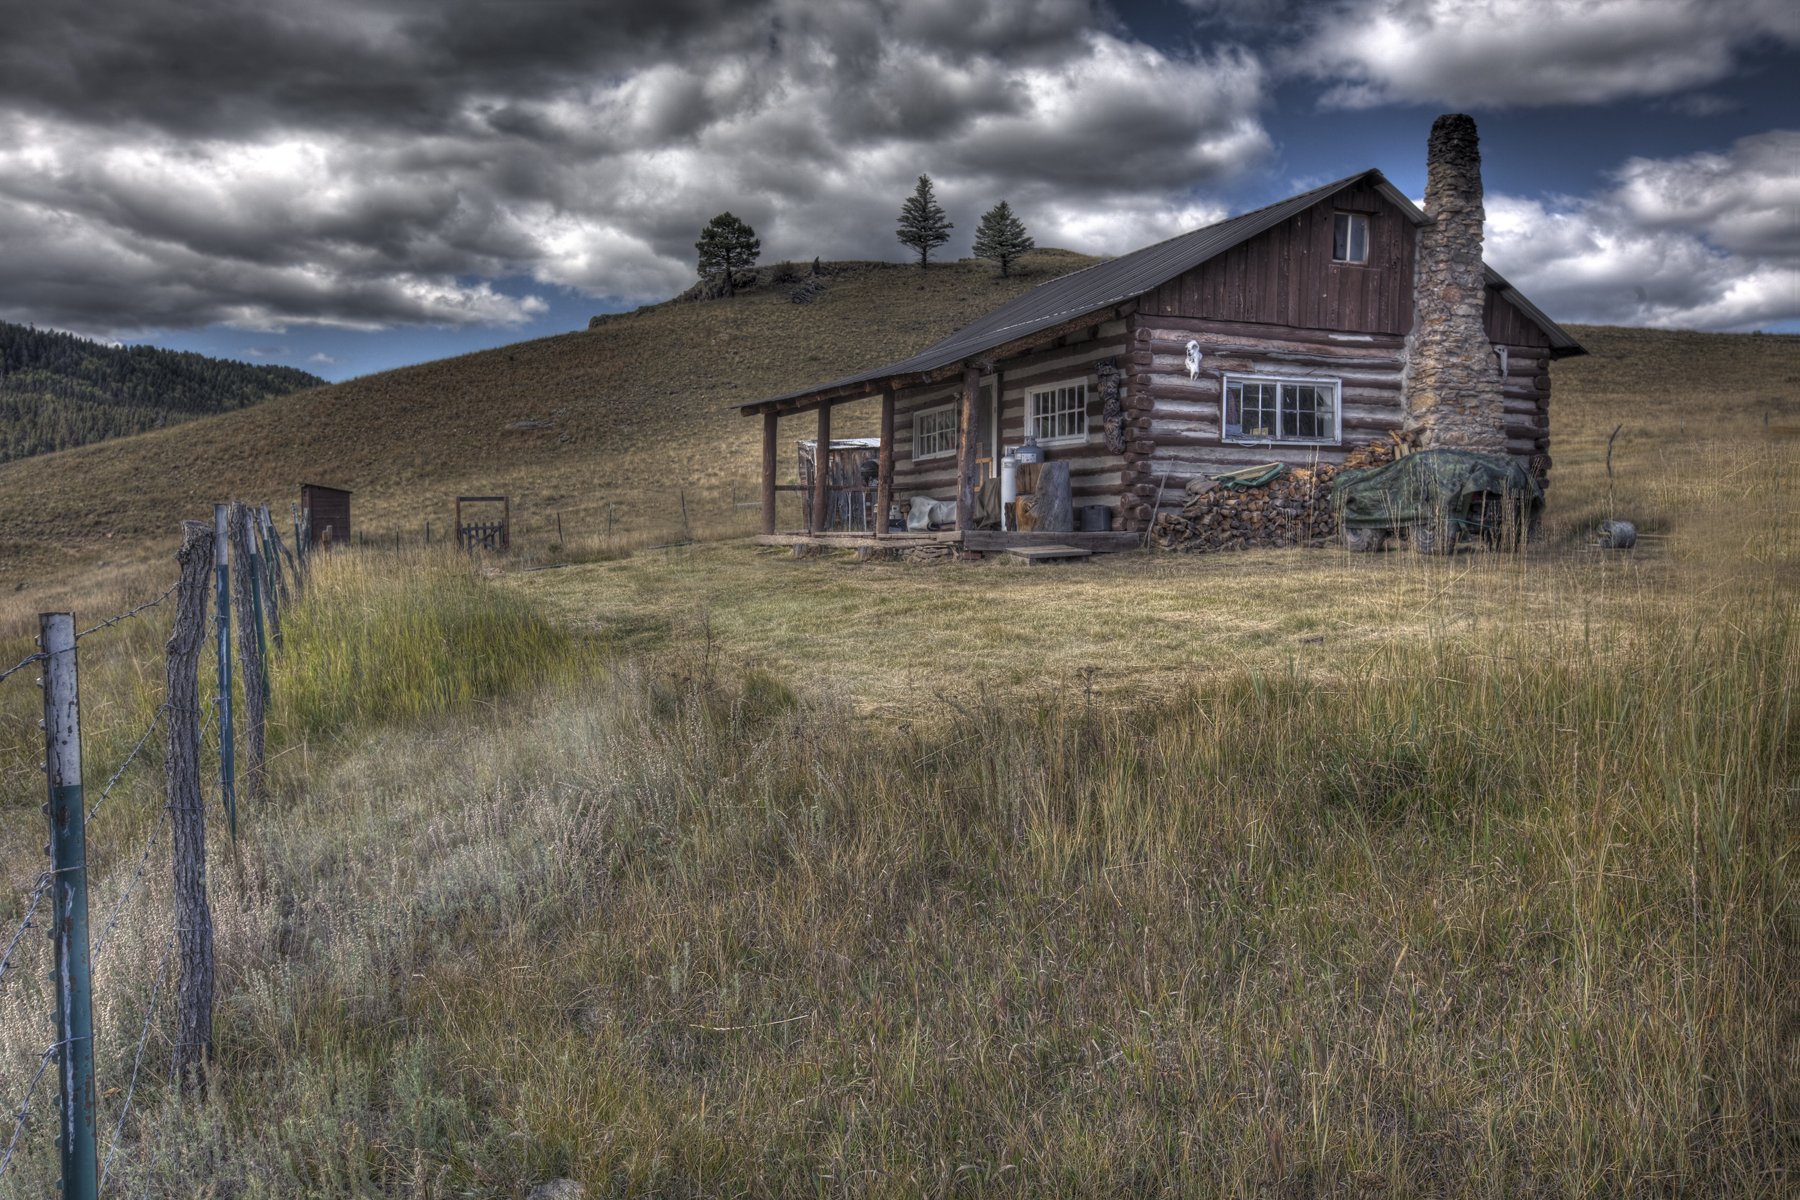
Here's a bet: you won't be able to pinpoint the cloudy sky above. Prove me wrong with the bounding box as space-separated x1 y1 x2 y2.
3 0 1794 380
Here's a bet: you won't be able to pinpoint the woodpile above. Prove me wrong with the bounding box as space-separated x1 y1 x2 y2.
1150 432 1419 553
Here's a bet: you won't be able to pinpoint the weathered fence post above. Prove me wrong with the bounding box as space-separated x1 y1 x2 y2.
258 505 284 650
166 522 215 1092
240 507 271 704
40 612 98 1200
214 505 235 837
228 502 267 803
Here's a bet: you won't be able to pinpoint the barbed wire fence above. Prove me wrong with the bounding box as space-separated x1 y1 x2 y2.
0 500 308 1198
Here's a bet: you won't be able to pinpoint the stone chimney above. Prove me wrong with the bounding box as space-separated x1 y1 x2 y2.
1403 114 1506 452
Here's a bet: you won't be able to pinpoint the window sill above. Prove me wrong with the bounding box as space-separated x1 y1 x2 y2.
1222 437 1340 447
1033 434 1092 450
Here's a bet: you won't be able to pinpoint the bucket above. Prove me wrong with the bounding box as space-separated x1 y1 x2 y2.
1078 505 1112 532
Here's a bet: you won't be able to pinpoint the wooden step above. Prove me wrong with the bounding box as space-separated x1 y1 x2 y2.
1006 544 1092 565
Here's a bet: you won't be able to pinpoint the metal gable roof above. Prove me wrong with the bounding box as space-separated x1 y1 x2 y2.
736 168 1579 411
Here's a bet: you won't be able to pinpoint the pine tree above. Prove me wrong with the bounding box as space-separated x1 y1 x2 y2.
895 174 953 268
695 212 761 297
971 200 1035 278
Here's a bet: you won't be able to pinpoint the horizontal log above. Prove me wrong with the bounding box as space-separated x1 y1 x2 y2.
1145 344 1402 372
1133 315 1407 350
1000 348 1127 394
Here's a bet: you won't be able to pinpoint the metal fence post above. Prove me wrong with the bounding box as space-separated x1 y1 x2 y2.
40 612 98 1200
214 505 235 837
228 503 266 804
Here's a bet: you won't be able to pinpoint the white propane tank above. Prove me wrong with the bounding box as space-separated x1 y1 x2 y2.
999 454 1018 531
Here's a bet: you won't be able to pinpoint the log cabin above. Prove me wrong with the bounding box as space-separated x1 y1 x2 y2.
733 116 1583 553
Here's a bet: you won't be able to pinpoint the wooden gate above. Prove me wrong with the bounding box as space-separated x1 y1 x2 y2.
456 496 510 550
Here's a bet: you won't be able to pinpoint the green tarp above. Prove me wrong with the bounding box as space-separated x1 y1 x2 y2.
1332 449 1543 531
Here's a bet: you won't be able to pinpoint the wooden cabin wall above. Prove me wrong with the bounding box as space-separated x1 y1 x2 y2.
888 324 1132 514
1119 317 1408 530
1141 185 1418 336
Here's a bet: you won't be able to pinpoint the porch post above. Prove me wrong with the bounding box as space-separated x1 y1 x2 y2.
811 401 832 535
956 364 980 531
876 386 895 535
761 409 777 536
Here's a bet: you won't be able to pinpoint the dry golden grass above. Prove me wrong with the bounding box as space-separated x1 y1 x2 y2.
0 293 1793 1196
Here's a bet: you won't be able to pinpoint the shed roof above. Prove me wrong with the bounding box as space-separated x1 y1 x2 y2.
736 168 1582 414
299 482 353 496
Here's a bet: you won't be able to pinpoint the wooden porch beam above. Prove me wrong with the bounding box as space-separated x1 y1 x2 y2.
811 401 832 535
760 409 777 536
955 363 980 531
877 385 895 536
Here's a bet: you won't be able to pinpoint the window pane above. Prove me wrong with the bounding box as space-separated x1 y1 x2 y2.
1334 213 1350 260
1225 381 1242 435
1351 216 1367 263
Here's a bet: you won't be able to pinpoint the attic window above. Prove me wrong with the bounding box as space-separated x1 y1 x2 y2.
1333 213 1369 263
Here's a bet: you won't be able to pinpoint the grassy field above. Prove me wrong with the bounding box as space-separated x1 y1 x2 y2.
0 317 1790 1196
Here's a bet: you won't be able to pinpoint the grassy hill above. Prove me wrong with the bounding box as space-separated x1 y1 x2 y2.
0 320 323 464
0 252 1793 590
0 251 1099 580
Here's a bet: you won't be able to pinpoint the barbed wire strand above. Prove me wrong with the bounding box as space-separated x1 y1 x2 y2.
86 702 170 827
99 927 177 1192
91 807 170 968
0 1040 61 1178
77 581 180 641
0 874 52 993
0 651 43 688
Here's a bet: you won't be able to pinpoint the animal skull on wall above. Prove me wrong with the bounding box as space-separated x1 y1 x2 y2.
1185 340 1203 380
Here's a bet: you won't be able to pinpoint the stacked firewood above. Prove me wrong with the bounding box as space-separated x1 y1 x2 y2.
1150 432 1418 553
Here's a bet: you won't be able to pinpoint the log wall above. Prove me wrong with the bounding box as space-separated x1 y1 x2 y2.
889 325 1133 517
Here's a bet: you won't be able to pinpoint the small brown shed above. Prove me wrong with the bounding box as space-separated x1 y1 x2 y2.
299 483 352 548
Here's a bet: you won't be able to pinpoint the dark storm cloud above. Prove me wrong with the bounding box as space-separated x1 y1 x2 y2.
0 0 1275 336
1 0 1789 340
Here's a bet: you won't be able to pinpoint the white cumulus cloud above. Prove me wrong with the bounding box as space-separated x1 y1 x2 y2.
1291 0 1798 108
1484 130 1799 330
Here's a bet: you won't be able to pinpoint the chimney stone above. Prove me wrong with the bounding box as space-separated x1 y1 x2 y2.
1403 114 1506 452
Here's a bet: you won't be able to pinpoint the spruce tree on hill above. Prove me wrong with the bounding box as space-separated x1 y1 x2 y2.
695 212 761 297
971 200 1034 278
896 174 952 268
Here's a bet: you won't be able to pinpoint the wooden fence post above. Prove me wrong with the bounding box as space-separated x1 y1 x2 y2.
166 521 214 1092
256 506 283 652
228 502 266 804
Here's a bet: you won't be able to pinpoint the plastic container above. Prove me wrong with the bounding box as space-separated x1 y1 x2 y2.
1078 505 1113 533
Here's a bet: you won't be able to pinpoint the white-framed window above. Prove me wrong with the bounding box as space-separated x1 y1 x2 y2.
914 402 958 460
1029 379 1088 445
1222 375 1341 444
1333 212 1369 263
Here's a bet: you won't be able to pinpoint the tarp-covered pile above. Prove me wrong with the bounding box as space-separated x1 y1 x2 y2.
1333 449 1543 533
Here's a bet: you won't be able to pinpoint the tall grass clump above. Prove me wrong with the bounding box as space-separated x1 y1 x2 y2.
275 546 590 742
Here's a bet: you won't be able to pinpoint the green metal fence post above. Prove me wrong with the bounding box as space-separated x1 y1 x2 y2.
214 505 235 837
40 612 98 1200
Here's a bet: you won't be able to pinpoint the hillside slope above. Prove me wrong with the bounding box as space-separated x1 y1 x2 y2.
0 251 1098 575
0 321 323 464
0 256 1793 585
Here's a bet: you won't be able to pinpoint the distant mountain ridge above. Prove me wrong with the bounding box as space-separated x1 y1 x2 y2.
0 321 325 463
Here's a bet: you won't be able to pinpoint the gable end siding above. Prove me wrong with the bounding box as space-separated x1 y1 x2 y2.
1143 184 1417 335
